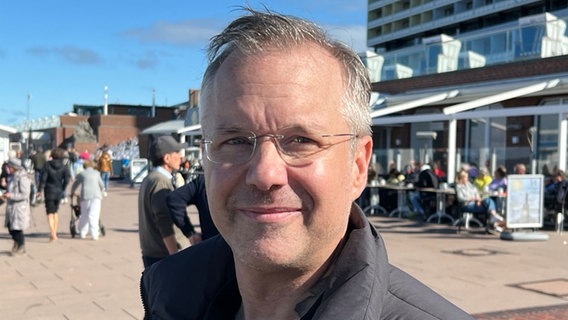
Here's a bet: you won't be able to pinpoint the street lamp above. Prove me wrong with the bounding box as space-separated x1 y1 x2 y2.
104 86 108 115
26 93 31 158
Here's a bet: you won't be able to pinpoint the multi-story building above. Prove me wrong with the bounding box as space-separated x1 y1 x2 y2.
363 0 568 183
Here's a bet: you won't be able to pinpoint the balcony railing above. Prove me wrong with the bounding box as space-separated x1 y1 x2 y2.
363 13 568 82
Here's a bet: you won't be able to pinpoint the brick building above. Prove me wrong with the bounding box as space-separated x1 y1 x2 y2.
12 99 192 161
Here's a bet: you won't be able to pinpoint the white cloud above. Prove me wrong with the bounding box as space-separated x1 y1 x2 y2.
55 46 103 65
27 46 103 65
123 19 223 48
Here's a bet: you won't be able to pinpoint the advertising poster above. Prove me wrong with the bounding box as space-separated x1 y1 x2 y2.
506 174 544 229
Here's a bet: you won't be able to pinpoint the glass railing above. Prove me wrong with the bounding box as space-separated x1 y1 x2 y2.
363 12 568 81
371 146 560 182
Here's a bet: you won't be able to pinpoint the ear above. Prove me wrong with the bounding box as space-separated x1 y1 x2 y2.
162 153 174 172
351 135 373 200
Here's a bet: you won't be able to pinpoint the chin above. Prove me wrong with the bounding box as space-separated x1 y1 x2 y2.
233 234 303 268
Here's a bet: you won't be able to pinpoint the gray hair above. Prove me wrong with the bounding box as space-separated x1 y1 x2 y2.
200 8 372 136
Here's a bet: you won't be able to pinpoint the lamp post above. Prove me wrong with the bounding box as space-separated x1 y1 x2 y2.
26 93 31 158
104 86 108 115
151 88 156 118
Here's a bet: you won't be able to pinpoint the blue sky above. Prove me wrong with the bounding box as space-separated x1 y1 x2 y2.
0 0 367 127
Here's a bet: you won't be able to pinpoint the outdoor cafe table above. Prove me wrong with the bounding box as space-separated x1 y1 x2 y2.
361 183 388 215
375 184 415 218
418 187 456 224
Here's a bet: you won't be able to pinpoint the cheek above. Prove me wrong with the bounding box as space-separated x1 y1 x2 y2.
295 160 352 208
204 165 237 217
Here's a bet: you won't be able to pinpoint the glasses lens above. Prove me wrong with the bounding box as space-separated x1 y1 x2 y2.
276 134 326 163
204 130 356 166
206 132 255 164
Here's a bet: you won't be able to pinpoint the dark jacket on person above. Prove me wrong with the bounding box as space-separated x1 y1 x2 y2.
141 204 474 320
31 151 46 172
417 166 439 204
417 167 439 189
166 174 218 240
39 159 71 201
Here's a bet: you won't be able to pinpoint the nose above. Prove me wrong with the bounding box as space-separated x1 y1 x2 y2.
245 137 288 191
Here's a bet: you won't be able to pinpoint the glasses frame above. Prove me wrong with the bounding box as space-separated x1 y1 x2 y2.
200 130 358 166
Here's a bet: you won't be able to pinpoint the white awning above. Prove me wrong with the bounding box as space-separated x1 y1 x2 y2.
140 119 185 135
177 124 202 135
0 124 17 134
443 79 560 114
371 90 459 118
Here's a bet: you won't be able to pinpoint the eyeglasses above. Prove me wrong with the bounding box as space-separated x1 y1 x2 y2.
201 129 358 166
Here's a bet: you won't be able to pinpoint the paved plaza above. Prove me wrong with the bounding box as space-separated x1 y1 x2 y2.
1 180 568 319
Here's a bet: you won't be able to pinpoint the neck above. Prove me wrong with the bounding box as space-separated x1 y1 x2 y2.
235 267 315 320
234 238 345 320
160 165 173 174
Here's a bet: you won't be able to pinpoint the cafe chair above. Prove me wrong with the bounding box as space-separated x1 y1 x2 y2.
451 185 486 233
452 205 485 233
361 182 388 216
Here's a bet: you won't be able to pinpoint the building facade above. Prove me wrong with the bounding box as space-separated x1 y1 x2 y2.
365 0 568 183
11 102 188 162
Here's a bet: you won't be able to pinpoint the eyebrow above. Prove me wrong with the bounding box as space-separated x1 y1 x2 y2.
212 125 323 135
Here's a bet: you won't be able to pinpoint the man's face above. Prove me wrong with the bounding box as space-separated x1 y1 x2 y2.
201 45 371 271
164 151 182 172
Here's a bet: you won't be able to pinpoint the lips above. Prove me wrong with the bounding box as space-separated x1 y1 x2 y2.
237 207 302 223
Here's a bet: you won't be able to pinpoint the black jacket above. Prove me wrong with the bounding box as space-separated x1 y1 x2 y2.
39 159 70 201
166 175 218 239
141 205 474 320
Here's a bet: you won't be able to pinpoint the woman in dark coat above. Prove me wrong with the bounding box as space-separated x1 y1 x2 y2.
38 148 71 241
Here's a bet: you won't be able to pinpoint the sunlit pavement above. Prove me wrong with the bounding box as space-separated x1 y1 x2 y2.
1 180 567 319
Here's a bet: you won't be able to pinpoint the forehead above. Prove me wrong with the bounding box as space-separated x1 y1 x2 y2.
201 45 347 134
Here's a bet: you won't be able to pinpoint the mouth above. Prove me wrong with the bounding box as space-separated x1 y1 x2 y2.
237 207 302 223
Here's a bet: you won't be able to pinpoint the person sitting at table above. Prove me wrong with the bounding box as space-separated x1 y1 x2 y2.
433 161 447 183
409 163 438 220
473 166 492 193
386 167 405 185
544 169 566 211
488 165 508 192
402 163 418 185
455 170 505 232
356 163 380 210
514 163 527 175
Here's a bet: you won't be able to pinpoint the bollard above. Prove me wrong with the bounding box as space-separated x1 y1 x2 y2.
557 212 564 235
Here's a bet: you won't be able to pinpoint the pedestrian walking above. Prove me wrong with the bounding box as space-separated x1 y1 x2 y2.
38 147 71 242
3 157 31 255
70 159 105 240
97 144 113 196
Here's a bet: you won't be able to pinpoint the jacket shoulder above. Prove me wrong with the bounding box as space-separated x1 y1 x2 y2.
382 266 475 319
141 236 235 318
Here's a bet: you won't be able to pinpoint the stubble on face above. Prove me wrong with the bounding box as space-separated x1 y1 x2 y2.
202 45 356 271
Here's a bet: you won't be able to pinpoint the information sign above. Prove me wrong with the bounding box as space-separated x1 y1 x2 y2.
506 174 544 229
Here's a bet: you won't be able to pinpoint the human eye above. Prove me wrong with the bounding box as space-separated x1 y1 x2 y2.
213 133 253 149
225 136 252 145
289 135 318 144
280 134 321 155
